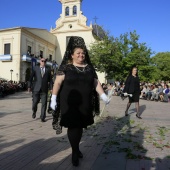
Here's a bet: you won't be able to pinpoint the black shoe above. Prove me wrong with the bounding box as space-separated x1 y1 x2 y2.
121 96 125 100
136 114 142 119
41 119 46 122
125 111 128 116
32 112 36 119
72 153 79 166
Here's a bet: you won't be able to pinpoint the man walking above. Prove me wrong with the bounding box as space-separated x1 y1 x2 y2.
28 58 52 122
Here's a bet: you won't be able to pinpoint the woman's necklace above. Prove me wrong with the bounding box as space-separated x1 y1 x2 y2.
73 64 87 72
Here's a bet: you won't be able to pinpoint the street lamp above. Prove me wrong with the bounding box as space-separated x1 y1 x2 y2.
16 73 18 82
23 71 26 82
10 69 13 81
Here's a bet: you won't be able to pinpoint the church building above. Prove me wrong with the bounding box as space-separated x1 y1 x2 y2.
0 0 105 83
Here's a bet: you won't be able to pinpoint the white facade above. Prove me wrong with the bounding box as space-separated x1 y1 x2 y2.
0 0 106 83
51 0 95 64
0 28 21 81
0 27 57 82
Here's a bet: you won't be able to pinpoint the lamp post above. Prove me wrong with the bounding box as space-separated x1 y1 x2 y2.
16 73 18 82
23 72 26 82
10 69 13 81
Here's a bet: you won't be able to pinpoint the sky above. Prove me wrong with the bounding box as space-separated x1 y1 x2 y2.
0 0 170 54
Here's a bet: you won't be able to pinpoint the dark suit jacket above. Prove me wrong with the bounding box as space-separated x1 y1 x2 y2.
123 75 140 94
28 65 52 93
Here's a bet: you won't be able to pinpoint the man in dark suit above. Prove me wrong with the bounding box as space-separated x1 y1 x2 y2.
28 58 53 122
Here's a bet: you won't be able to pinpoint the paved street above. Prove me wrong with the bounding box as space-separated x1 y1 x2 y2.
0 92 170 170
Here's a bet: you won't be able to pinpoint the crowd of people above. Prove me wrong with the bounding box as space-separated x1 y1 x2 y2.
139 82 170 102
102 80 170 103
1 74 170 105
0 79 27 98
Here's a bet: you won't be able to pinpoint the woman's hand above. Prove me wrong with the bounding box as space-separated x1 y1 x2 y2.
100 93 110 104
50 95 57 110
124 92 128 96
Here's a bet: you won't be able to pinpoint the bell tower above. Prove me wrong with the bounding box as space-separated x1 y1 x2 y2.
51 0 96 71
59 0 82 18
52 0 88 30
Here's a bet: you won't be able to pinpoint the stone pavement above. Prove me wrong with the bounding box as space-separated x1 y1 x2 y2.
0 92 170 170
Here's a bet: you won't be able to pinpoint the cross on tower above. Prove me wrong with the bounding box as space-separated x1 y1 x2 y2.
93 16 98 24
93 16 99 36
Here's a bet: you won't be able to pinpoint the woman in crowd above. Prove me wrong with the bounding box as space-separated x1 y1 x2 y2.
50 36 109 166
140 85 147 99
159 84 169 102
150 85 158 101
123 65 141 119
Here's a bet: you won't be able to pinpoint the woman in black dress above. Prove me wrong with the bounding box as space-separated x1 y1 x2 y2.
50 36 109 166
123 65 141 119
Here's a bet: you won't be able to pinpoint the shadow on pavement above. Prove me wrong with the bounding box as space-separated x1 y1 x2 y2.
92 101 170 170
1 93 170 170
129 104 146 117
0 115 122 169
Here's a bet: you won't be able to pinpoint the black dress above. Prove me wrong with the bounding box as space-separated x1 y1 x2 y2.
123 75 140 103
58 64 97 128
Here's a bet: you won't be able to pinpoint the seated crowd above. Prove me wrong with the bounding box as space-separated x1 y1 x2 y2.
0 79 27 98
1 77 170 103
102 80 170 103
139 81 170 102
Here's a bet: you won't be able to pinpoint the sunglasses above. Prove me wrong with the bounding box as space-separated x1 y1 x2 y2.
41 60 46 62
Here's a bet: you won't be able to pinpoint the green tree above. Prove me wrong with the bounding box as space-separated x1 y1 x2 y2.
119 31 153 81
151 52 170 81
89 30 153 81
89 33 122 79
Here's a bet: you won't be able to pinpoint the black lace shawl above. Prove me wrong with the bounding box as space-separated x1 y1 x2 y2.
52 36 100 129
52 64 100 121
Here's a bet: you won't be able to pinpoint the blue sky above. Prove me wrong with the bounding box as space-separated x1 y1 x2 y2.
0 0 170 54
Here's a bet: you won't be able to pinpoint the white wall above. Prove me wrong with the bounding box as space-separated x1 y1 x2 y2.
0 28 58 82
0 29 21 81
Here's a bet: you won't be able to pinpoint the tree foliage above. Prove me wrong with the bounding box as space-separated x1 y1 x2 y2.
150 52 170 81
89 34 121 79
89 30 154 81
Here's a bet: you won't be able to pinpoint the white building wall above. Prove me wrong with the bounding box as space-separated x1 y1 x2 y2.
0 28 57 82
0 29 21 81
21 29 57 59
20 29 57 82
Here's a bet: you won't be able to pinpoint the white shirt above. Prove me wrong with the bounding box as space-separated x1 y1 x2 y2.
40 67 45 72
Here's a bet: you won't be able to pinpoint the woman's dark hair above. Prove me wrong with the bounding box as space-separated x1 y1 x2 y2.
165 84 169 88
60 36 92 65
70 46 86 55
128 65 138 76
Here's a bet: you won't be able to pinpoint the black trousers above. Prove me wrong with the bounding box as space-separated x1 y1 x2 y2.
32 91 48 120
47 93 52 112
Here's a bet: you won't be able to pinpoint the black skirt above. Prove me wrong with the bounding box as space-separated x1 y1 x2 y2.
129 92 139 103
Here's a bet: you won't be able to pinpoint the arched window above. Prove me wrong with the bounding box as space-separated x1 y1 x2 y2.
65 7 69 16
73 5 77 15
